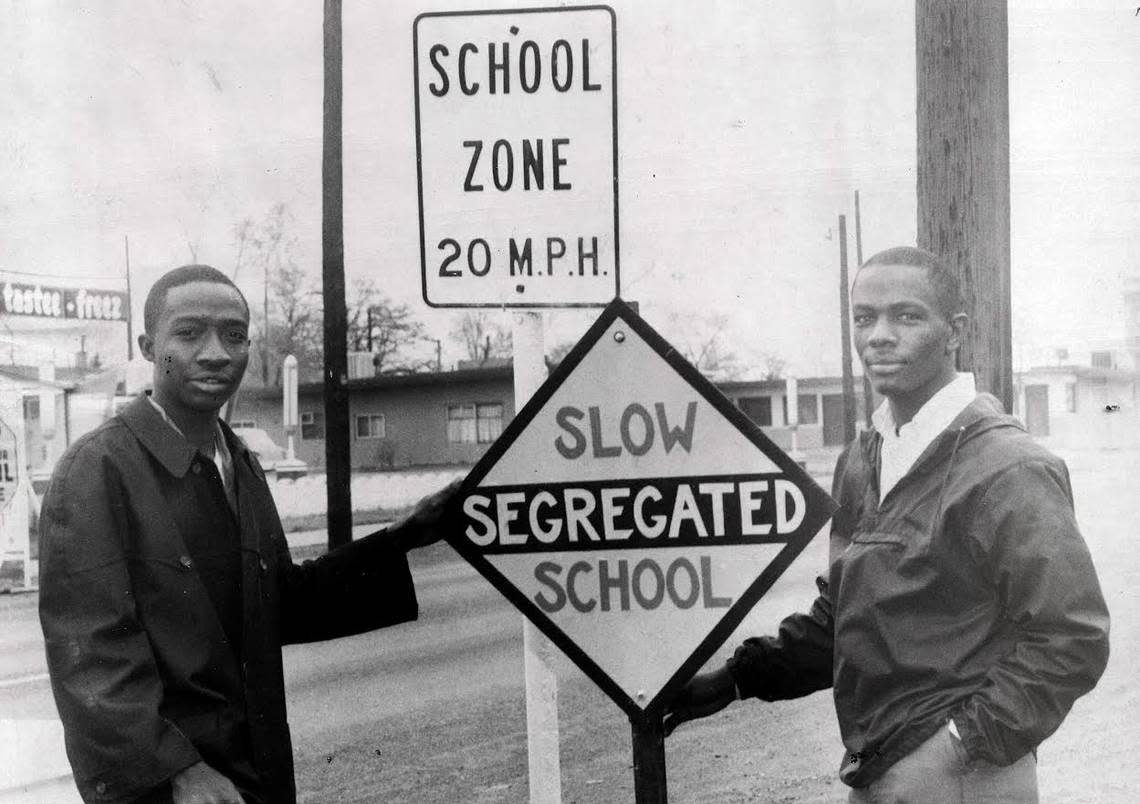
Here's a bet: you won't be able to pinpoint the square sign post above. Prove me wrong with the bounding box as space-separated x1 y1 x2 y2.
450 299 837 801
414 7 618 801
414 6 619 308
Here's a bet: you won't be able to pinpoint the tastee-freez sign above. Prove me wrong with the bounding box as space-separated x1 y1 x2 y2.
0 281 128 322
449 300 837 716
414 6 619 307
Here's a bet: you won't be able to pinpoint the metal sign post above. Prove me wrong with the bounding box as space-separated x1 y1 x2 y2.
513 311 562 802
449 299 836 802
413 7 619 800
630 711 667 803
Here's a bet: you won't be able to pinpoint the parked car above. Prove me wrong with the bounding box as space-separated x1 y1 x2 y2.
230 426 286 468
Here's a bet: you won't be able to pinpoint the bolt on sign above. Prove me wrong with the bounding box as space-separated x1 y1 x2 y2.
450 299 837 716
414 6 619 307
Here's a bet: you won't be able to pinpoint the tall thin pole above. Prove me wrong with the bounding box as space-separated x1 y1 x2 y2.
838 215 857 444
124 235 134 361
322 0 352 549
853 191 873 425
514 311 563 804
263 253 271 385
917 0 1012 412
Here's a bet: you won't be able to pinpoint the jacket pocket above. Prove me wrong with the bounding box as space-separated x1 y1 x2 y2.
850 530 909 547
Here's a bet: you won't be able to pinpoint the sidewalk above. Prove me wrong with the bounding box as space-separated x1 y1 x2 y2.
0 719 78 803
286 522 389 550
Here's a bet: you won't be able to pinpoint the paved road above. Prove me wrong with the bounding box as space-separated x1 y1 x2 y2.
0 517 828 799
3 448 1134 801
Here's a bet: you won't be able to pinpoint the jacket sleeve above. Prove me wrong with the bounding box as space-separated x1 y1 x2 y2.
275 523 419 646
724 575 835 701
956 458 1110 766
724 443 853 702
38 446 200 803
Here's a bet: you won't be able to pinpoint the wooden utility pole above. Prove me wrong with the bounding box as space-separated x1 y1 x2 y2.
322 0 352 549
838 215 857 444
916 0 1012 412
124 235 134 361
853 191 874 426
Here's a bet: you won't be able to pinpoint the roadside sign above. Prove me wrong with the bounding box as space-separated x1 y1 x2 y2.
414 6 619 308
0 407 31 593
1 281 128 322
450 299 836 716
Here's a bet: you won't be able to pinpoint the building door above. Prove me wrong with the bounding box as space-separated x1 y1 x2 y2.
1024 385 1050 436
822 394 847 446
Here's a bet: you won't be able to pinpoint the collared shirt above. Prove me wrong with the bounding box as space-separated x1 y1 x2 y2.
146 395 237 512
871 372 977 500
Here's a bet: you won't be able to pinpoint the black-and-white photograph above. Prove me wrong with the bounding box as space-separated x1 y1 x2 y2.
1 1 1135 802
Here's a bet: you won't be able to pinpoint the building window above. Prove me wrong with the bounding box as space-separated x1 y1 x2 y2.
738 396 772 427
22 396 40 421
780 394 820 426
1065 383 1078 413
448 403 504 444
355 414 387 439
230 420 257 430
1090 351 1113 370
476 404 503 443
797 394 819 425
300 410 324 440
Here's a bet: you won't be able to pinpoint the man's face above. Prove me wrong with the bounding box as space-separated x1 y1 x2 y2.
139 280 250 419
851 262 962 414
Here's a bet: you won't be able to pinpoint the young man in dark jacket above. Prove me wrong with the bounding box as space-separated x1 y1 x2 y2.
39 265 458 804
664 247 1109 802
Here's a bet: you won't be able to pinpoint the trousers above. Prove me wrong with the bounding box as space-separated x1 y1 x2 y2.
847 726 1037 804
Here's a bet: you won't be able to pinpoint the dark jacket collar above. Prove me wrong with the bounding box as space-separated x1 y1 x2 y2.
118 395 257 478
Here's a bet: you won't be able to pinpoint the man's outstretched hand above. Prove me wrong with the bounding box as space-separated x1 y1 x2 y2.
662 667 738 736
389 477 464 551
171 761 243 804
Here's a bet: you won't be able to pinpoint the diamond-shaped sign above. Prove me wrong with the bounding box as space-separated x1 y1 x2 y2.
448 299 837 716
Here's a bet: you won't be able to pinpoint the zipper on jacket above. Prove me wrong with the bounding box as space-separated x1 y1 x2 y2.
929 426 966 531
869 422 966 512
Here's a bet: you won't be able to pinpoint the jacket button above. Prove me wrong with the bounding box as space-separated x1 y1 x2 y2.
192 463 202 474
95 781 107 795
179 555 193 569
259 558 268 573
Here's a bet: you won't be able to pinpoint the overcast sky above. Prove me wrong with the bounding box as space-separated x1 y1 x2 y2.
2 0 1137 377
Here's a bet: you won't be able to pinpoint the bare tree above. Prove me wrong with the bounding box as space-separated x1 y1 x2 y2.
546 340 576 369
269 262 322 383
759 352 786 381
229 204 296 383
346 279 429 374
667 312 744 381
450 312 512 364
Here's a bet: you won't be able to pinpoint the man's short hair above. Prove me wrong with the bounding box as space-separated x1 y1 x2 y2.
859 246 964 320
143 264 249 334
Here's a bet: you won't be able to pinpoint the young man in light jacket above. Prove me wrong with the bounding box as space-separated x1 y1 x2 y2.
664 246 1109 803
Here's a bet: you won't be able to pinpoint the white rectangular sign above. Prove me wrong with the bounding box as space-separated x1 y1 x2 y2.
414 6 619 307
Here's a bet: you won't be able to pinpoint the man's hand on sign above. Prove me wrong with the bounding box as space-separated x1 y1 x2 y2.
663 667 738 737
171 761 244 804
387 478 464 551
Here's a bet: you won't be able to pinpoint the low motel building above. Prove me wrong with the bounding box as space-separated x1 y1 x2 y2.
226 366 868 472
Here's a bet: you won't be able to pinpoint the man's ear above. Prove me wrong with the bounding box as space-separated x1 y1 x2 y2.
138 333 155 363
946 313 968 354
